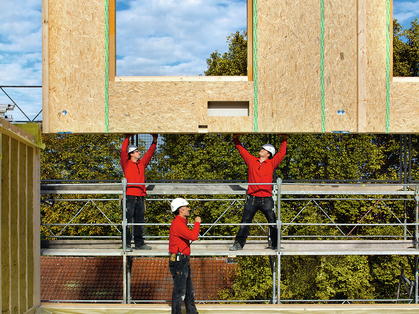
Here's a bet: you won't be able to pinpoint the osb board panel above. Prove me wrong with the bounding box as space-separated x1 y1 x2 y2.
19 143 27 312
365 0 388 132
322 0 358 133
257 0 358 133
108 81 254 133
47 0 106 133
0 127 40 312
10 138 19 314
390 82 419 133
1 135 9 314
257 0 322 133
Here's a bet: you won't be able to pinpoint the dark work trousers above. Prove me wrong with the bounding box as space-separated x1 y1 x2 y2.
235 195 278 248
124 195 145 248
169 257 198 314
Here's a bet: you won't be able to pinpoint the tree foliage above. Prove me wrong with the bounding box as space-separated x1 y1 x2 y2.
205 30 247 76
393 19 419 76
41 134 127 237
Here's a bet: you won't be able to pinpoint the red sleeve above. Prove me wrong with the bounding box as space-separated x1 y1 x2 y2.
234 137 255 165
140 142 157 167
120 137 130 170
271 139 287 168
178 221 201 241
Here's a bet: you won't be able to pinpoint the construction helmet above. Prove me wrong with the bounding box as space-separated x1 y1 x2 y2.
261 144 275 158
171 198 189 212
127 145 138 154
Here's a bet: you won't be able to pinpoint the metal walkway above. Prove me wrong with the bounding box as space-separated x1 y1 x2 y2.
41 239 418 257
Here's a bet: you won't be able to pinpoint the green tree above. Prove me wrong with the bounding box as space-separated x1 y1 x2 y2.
393 19 419 77
41 134 127 237
205 30 247 76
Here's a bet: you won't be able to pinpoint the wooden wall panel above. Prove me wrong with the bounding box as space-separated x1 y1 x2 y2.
108 81 254 134
323 0 358 133
390 80 419 133
366 0 388 132
257 0 322 133
43 0 419 134
48 0 106 133
0 120 41 313
1 134 10 314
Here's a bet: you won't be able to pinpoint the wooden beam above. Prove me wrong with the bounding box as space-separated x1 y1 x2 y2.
247 0 253 81
358 0 367 132
108 0 116 82
42 0 49 133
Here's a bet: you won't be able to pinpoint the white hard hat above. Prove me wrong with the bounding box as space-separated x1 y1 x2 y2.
127 145 138 154
171 198 189 212
261 144 275 157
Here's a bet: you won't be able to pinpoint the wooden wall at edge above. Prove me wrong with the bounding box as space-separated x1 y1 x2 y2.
0 119 40 314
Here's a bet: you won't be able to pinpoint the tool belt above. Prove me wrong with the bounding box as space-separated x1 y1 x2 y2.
170 252 190 262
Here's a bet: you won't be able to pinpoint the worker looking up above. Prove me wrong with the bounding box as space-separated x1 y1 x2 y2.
169 198 201 314
229 134 287 251
120 134 158 251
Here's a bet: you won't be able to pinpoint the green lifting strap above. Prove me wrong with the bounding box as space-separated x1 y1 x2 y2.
320 0 325 133
104 0 110 133
386 0 391 133
253 0 258 133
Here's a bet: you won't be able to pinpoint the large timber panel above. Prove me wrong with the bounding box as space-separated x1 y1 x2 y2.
43 0 419 134
48 0 106 133
390 80 419 133
108 80 254 134
366 0 388 133
257 0 358 133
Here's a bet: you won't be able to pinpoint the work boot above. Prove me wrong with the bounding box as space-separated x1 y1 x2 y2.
229 242 243 251
125 246 133 252
136 244 152 250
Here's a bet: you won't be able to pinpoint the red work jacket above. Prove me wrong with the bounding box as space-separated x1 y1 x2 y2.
169 215 200 256
120 138 156 197
234 137 287 197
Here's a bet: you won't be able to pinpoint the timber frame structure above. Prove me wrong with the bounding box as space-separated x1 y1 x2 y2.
42 0 419 134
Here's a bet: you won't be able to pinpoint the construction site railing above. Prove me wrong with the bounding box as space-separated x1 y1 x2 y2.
40 180 419 304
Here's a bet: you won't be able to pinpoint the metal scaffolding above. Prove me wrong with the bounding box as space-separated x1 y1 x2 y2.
40 180 419 304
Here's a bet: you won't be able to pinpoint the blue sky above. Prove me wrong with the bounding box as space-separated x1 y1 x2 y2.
0 0 417 122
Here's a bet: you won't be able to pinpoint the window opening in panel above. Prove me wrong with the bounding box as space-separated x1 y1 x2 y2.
115 0 249 78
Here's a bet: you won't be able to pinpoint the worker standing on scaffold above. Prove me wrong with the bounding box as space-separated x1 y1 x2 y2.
120 134 158 251
169 198 201 314
229 134 287 251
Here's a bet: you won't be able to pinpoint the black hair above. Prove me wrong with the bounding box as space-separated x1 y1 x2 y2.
173 208 180 216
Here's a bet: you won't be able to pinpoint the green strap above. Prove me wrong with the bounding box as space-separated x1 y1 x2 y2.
253 0 258 133
104 0 110 133
385 0 391 133
320 0 325 133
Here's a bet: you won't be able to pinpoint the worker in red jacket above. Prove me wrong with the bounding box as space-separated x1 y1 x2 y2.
169 198 201 314
120 134 158 251
229 134 287 251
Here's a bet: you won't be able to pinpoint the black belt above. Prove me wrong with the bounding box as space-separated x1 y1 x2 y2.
170 253 190 262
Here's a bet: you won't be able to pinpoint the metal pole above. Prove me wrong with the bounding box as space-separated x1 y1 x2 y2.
123 254 127 304
277 253 281 304
122 178 128 304
276 178 282 304
415 187 419 304
128 257 132 304
276 178 282 250
272 257 276 304
122 178 127 252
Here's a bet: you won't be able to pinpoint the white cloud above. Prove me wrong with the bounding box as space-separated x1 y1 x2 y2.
116 0 247 76
0 0 42 122
393 0 419 26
